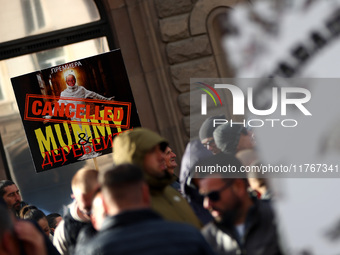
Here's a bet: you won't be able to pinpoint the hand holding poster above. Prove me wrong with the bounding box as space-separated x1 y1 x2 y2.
11 50 140 172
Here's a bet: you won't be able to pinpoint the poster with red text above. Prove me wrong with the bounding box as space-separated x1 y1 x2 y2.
11 49 140 173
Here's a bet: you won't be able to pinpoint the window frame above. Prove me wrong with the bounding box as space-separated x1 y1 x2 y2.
0 0 116 61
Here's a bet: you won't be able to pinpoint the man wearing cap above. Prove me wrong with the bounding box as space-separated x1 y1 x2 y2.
213 123 255 155
113 128 202 229
199 115 225 155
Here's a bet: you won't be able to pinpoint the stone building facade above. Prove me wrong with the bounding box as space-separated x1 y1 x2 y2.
105 0 249 164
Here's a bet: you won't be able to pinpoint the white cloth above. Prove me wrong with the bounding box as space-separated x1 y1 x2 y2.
235 224 245 240
52 201 88 255
54 85 111 121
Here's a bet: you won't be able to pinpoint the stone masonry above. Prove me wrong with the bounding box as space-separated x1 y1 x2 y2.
155 0 243 136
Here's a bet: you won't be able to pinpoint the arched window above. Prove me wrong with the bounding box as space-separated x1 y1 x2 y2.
207 7 235 78
0 0 116 214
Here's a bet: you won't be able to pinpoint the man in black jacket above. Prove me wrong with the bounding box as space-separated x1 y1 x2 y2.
197 153 283 255
75 163 216 255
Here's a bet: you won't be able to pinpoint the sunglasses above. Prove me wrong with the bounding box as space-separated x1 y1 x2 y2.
203 139 215 148
202 181 234 202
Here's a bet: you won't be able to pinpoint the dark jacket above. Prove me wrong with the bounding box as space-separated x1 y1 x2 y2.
180 139 214 225
63 210 91 255
202 200 282 255
29 220 60 255
75 209 216 255
74 224 97 255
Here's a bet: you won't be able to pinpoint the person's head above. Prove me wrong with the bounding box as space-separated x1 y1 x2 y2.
65 74 76 87
90 190 106 231
20 205 50 237
180 139 213 191
19 205 37 219
99 164 150 216
143 144 167 178
71 168 100 220
0 180 22 213
213 123 254 154
164 146 177 175
0 200 20 255
46 213 63 235
197 154 252 224
199 115 225 154
112 128 168 178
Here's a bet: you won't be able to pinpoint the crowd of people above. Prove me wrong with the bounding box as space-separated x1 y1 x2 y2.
0 120 282 255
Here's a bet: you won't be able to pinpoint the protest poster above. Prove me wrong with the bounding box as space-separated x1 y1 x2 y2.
11 49 140 172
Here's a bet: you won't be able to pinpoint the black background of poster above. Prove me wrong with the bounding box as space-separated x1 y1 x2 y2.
11 49 140 172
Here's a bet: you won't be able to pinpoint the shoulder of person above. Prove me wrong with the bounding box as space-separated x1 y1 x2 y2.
53 219 68 254
201 221 218 235
256 199 275 217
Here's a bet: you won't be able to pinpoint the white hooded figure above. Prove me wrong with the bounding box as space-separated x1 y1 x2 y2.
57 71 114 121
44 70 114 160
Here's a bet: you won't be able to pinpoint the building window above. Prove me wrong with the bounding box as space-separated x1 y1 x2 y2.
207 7 234 78
1 0 101 43
22 0 46 34
0 0 115 214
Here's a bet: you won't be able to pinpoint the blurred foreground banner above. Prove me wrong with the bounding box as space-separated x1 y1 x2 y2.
215 0 340 254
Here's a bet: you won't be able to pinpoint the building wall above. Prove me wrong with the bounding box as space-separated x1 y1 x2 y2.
105 0 248 166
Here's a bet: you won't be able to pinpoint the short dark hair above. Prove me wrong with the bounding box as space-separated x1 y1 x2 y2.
99 164 144 189
99 164 145 204
21 206 46 222
0 180 15 197
19 205 38 219
46 213 61 229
